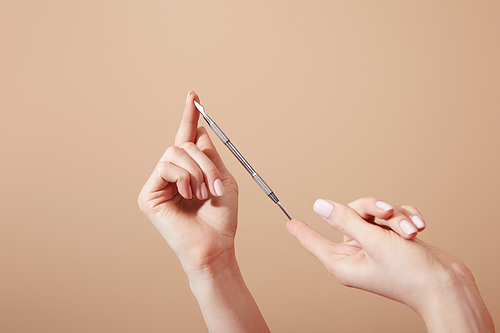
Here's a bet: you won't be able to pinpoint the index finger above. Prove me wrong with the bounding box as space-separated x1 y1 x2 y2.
174 91 201 146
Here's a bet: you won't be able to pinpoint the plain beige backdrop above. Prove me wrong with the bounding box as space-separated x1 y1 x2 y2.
1 1 499 332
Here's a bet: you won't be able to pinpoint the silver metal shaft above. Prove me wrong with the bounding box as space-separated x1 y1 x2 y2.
193 100 292 220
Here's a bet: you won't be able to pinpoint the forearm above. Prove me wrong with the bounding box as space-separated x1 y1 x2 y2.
418 276 495 333
186 251 270 333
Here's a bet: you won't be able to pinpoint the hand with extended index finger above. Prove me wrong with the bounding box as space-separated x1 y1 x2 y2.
138 92 271 333
286 198 494 332
138 91 239 276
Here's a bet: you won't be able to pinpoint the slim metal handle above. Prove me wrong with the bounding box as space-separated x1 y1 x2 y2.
194 101 292 220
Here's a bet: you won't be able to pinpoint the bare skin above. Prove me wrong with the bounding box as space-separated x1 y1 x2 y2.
287 198 495 333
139 91 273 332
139 91 495 332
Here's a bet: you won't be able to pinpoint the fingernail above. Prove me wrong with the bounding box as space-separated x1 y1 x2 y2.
186 90 193 105
400 219 418 235
188 185 193 199
200 182 208 200
376 201 393 211
214 178 225 196
313 199 334 218
411 216 425 229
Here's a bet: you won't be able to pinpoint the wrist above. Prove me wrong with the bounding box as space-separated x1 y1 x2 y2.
185 249 271 333
183 246 239 285
416 267 494 333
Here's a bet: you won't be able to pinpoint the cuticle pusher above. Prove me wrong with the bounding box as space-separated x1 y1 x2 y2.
193 100 292 220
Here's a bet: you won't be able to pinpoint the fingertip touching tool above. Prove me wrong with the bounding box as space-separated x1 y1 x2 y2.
193 100 292 220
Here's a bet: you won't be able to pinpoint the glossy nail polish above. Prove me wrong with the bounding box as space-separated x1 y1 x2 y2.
214 178 225 196
411 216 425 229
200 182 208 200
400 219 418 235
376 201 393 211
313 199 334 218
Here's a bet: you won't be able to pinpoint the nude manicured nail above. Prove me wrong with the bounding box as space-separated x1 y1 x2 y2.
376 201 393 211
313 199 334 218
400 219 418 235
200 182 208 200
411 216 425 229
214 178 225 196
186 90 193 105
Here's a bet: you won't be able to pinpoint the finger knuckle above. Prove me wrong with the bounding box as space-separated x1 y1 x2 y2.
191 168 203 181
137 191 156 214
180 142 197 151
179 169 190 182
157 161 168 174
364 196 379 203
332 205 350 233
204 165 219 178
165 145 179 159
401 204 417 212
393 215 408 224
137 192 146 212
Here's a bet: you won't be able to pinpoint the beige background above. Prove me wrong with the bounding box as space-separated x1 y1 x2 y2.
1 1 499 332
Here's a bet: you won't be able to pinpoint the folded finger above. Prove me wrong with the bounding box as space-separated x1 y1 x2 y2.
313 199 383 251
374 209 418 239
348 197 394 222
400 205 426 231
180 141 224 197
195 126 231 178
348 197 418 239
143 161 191 199
165 145 206 200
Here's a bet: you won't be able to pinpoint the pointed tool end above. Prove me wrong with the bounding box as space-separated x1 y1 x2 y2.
277 202 292 220
193 100 206 115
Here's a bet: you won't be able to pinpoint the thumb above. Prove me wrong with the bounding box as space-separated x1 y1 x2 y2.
313 199 382 251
